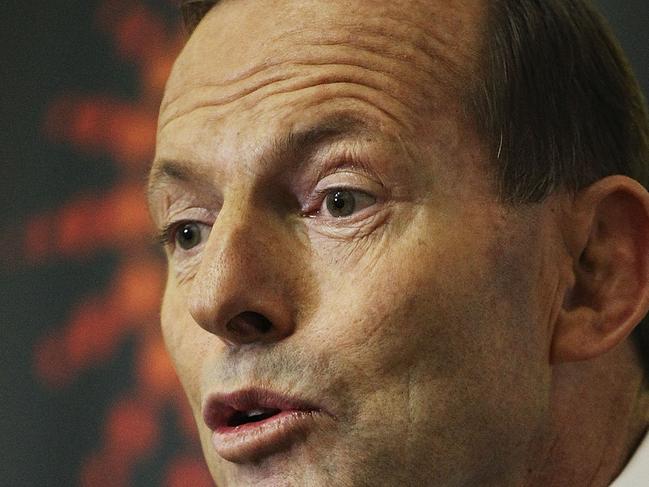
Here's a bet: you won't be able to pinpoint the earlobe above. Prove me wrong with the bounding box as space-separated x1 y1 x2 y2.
551 176 649 363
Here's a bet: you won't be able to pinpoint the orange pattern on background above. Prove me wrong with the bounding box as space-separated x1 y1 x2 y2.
27 2 213 485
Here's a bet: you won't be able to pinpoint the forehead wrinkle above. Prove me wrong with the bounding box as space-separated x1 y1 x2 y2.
162 31 433 106
275 16 477 89
160 62 419 133
161 9 481 134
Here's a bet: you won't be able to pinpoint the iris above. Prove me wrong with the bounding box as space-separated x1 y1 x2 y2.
176 222 202 250
326 190 356 217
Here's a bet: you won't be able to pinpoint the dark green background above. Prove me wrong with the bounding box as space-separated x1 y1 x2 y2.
2 1 647 485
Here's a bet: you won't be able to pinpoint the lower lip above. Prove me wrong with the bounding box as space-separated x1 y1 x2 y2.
211 410 323 463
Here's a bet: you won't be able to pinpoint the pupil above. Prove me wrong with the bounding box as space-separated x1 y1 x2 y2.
177 223 200 249
333 192 346 209
327 190 355 217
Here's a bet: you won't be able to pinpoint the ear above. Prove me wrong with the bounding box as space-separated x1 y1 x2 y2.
552 176 649 363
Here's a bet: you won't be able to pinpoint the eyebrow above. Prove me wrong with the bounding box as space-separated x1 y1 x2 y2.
272 114 372 159
147 113 374 203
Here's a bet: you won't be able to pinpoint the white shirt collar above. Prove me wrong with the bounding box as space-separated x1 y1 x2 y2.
610 429 649 486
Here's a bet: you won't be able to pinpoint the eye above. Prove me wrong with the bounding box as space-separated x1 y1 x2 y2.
174 222 209 250
323 189 376 218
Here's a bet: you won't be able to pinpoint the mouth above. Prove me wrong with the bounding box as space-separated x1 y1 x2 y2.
202 388 330 463
226 407 283 427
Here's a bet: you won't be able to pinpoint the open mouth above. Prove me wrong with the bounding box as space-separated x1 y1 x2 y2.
202 388 332 463
203 388 321 432
227 408 283 427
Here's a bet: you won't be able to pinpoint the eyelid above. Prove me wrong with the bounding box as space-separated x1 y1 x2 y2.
314 165 382 188
157 206 218 243
305 167 382 204
310 148 388 186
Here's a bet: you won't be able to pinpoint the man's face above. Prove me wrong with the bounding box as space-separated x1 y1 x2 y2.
150 0 564 485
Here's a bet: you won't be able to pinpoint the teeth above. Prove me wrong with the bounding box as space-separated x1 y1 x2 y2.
245 409 267 417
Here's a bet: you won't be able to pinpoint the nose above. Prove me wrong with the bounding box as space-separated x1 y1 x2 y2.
186 199 308 348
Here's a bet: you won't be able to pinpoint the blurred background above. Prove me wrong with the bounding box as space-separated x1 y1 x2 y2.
0 0 646 486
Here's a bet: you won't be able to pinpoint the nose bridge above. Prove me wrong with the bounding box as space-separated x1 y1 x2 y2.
212 200 278 292
187 195 303 345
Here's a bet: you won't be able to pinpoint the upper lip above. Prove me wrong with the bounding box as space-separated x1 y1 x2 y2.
202 388 323 430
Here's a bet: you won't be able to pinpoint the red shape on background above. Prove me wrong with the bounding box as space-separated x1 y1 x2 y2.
105 397 161 460
80 451 130 487
44 96 157 168
109 257 165 320
23 183 155 262
65 297 124 371
165 456 214 487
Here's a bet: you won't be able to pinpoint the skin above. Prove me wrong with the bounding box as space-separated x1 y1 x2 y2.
148 0 649 485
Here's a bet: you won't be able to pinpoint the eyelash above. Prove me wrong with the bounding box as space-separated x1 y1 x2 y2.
310 186 344 208
156 221 185 247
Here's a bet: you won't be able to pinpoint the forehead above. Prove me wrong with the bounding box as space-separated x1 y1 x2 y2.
160 0 483 128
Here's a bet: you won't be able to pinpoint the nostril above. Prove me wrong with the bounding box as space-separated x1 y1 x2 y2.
226 311 273 338
243 311 273 333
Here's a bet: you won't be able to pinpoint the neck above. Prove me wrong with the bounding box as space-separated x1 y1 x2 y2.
526 341 648 487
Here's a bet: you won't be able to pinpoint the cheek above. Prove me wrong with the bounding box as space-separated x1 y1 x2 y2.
160 278 208 411
307 206 550 446
309 207 531 373
161 282 230 482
